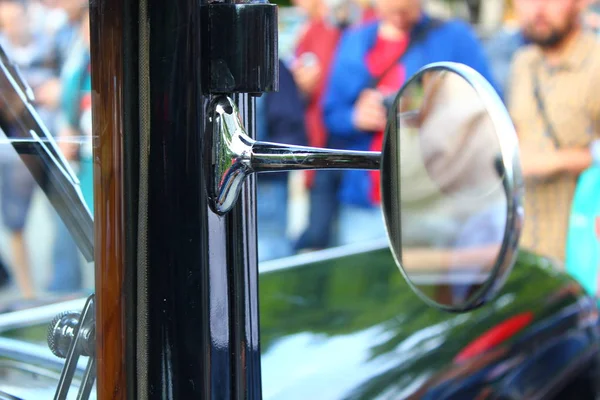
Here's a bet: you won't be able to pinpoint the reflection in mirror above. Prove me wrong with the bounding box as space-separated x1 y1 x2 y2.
382 65 520 311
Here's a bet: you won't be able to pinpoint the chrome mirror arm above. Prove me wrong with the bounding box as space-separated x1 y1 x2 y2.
206 95 380 215
251 141 380 172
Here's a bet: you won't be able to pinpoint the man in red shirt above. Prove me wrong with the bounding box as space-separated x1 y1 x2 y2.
323 0 498 246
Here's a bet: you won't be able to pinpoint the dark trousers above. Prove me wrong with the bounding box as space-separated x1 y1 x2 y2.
294 169 343 251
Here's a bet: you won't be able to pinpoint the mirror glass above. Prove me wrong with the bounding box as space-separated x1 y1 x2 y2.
381 65 518 311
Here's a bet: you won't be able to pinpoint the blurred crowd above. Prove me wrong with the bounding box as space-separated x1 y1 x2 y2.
1 0 600 304
258 0 600 267
0 0 91 306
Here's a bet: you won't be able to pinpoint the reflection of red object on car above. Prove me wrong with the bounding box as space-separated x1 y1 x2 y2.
595 217 600 240
454 312 534 363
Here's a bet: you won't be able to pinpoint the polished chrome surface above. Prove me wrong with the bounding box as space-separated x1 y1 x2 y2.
47 311 95 361
206 96 254 215
51 295 96 400
48 311 81 359
381 62 524 312
251 142 380 172
207 95 380 214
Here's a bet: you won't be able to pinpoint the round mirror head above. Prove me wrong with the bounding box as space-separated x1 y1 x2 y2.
381 63 523 312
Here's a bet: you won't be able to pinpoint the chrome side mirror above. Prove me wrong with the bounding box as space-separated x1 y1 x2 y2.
381 63 523 311
206 62 523 311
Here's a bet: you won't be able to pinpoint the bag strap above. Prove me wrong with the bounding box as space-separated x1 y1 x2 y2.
368 18 442 89
531 61 561 149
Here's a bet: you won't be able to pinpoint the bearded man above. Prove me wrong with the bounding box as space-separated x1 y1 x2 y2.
508 0 600 263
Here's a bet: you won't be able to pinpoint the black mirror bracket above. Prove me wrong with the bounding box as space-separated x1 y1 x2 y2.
200 2 279 95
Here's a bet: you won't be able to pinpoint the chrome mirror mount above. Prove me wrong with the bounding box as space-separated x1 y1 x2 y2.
205 95 380 215
205 96 255 215
206 62 524 312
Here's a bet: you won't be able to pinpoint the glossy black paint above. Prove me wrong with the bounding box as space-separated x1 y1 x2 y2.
201 4 279 93
258 247 600 399
0 246 597 399
115 0 267 397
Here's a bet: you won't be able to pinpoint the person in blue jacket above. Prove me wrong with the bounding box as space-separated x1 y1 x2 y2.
322 0 500 246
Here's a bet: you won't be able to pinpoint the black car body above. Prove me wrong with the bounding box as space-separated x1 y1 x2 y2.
0 243 597 399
